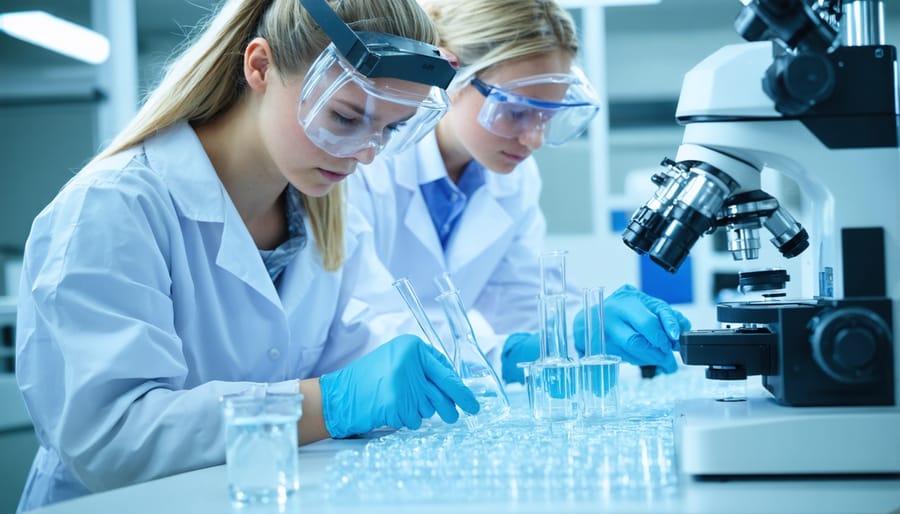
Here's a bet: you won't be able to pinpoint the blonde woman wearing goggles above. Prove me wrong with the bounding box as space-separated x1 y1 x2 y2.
348 0 692 384
14 0 481 510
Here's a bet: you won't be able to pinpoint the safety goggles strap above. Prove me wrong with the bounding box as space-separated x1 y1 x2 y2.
299 0 455 88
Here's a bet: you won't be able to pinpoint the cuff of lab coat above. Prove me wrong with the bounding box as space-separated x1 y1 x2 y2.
268 379 301 394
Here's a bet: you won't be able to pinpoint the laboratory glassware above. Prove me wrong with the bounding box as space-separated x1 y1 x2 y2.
434 272 510 427
519 250 580 424
579 286 621 422
526 292 580 424
221 389 303 504
393 277 452 360
539 249 568 296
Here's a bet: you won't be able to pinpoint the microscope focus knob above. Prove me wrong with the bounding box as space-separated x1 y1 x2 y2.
809 307 892 384
764 52 836 116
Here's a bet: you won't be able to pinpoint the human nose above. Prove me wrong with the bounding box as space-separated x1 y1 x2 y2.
351 145 378 165
518 123 545 150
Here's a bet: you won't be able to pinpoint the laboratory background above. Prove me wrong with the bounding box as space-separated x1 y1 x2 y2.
1 1 899 513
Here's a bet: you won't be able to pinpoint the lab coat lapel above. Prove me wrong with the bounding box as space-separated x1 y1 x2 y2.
216 208 282 308
276 219 321 315
148 123 282 309
446 187 512 271
396 144 445 266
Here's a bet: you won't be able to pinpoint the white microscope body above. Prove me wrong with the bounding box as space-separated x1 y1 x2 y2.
623 0 900 476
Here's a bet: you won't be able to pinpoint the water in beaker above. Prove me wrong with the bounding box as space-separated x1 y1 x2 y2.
526 293 579 425
579 286 621 423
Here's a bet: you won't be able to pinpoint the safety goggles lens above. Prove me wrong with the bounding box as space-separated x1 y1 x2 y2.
298 45 449 158
472 69 600 146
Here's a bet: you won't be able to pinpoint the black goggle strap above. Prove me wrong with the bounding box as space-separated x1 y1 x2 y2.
299 0 455 88
300 0 369 68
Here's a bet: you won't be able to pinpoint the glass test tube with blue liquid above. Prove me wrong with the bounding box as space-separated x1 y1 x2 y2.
579 286 621 422
434 273 510 428
521 250 580 424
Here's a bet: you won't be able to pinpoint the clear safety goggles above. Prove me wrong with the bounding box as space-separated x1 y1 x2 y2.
297 0 455 158
471 67 601 147
298 44 449 158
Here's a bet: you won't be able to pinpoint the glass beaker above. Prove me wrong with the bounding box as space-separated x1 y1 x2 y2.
220 390 303 504
434 275 510 428
579 286 621 423
526 293 580 424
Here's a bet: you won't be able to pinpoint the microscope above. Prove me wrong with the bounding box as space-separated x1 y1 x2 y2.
623 0 900 476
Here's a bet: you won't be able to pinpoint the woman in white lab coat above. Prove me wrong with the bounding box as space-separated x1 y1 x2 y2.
347 0 691 383
14 0 480 510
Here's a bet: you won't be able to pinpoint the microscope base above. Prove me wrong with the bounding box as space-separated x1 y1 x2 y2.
674 391 900 477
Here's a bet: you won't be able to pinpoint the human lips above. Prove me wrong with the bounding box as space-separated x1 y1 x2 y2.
501 150 527 163
318 168 351 183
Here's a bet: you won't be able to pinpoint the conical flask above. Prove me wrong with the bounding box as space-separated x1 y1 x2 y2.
434 273 510 427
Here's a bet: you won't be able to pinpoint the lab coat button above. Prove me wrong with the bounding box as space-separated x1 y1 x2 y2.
268 348 281 360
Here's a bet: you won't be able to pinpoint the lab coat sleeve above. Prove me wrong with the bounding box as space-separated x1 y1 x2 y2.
15 175 292 493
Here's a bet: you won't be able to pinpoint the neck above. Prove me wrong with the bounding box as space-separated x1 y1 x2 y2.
194 97 288 248
435 117 472 183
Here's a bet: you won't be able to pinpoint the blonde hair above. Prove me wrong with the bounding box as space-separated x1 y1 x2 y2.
420 0 578 92
94 0 438 271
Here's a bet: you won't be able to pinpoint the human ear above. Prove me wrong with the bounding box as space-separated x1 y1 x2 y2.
244 37 273 92
439 46 460 69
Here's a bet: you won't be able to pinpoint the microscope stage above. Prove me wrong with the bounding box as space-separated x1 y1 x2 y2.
674 388 900 477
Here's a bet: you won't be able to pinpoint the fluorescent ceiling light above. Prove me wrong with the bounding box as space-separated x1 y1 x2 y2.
0 10 110 65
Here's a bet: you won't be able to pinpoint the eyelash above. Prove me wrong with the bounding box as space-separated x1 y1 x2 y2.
385 122 407 133
330 110 407 133
332 111 359 126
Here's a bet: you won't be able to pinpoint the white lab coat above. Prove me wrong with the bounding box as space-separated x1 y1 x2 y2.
15 122 409 510
347 132 579 359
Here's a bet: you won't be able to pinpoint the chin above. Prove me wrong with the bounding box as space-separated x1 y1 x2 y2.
300 184 334 198
489 160 518 174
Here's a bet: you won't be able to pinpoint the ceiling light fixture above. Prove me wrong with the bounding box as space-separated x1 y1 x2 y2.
0 10 110 65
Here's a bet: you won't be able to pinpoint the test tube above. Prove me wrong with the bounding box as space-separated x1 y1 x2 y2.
539 250 568 296
579 286 621 422
392 277 451 360
527 294 579 425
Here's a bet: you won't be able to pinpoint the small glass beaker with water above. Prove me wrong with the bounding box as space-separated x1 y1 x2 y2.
579 286 621 423
520 250 580 425
221 389 303 504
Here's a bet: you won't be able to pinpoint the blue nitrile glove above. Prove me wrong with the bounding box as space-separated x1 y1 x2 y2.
500 332 542 384
319 334 480 438
573 285 691 374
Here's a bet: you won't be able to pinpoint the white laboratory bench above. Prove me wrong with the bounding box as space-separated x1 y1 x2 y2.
24 427 900 514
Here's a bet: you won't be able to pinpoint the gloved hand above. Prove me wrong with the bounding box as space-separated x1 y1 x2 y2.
573 285 691 374
319 334 480 438
500 332 541 384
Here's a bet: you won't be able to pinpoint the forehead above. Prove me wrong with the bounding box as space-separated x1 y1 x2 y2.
480 50 574 86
